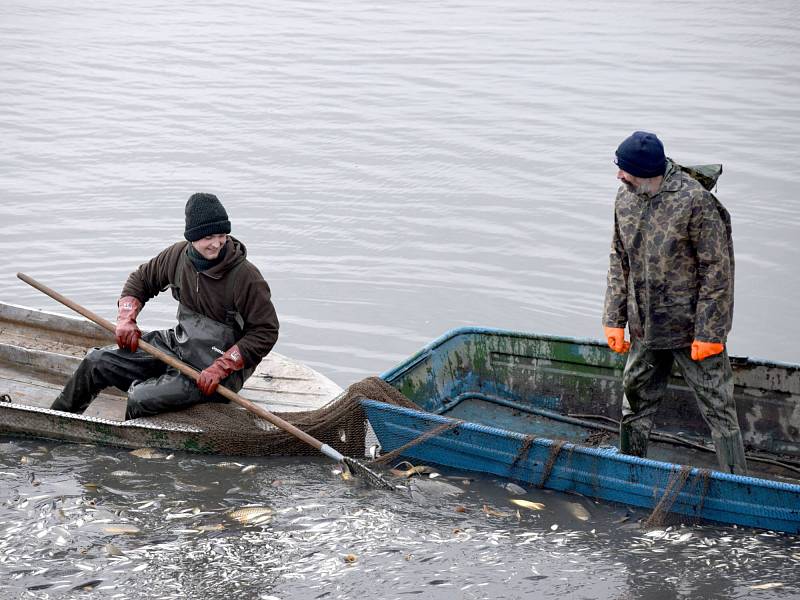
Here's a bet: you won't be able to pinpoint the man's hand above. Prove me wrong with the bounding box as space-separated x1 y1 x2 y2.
604 326 631 354
115 296 142 352
691 340 724 361
197 345 245 396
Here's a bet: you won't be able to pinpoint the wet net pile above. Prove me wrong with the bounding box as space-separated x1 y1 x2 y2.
153 376 419 457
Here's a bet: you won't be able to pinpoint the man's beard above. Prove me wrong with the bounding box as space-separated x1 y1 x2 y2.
623 179 654 195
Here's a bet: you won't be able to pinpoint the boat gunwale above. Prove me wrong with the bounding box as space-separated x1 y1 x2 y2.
0 399 204 433
0 301 109 338
361 398 800 494
380 326 800 393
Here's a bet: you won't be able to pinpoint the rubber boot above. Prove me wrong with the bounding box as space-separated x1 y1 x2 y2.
619 418 650 458
712 431 748 475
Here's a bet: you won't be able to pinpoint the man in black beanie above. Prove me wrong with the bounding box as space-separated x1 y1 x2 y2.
602 132 747 474
51 193 279 419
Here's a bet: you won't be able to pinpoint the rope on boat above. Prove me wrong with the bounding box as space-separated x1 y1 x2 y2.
372 419 463 466
538 440 568 488
510 435 535 475
569 412 800 476
644 465 715 528
509 435 570 488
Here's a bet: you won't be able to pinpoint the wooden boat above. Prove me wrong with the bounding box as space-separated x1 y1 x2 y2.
364 327 800 533
0 301 342 452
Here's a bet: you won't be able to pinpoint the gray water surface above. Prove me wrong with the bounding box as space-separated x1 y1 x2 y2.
2 1 799 598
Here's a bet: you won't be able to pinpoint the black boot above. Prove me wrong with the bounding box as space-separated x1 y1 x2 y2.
712 431 748 475
619 418 650 457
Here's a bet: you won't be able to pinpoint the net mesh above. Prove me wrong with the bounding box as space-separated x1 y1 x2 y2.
153 376 417 457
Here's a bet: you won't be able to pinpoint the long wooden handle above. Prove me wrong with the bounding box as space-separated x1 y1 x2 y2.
17 272 344 461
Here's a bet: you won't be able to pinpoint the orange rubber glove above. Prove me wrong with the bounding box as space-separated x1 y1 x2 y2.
197 345 245 396
604 326 630 354
691 340 724 361
115 296 142 352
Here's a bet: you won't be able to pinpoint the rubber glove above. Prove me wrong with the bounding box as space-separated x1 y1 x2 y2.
115 296 143 352
197 345 245 396
604 326 630 354
691 340 724 361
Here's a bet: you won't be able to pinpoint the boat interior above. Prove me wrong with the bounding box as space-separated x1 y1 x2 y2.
0 302 341 423
383 328 800 484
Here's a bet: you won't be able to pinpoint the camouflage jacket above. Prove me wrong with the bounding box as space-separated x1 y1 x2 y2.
603 160 734 349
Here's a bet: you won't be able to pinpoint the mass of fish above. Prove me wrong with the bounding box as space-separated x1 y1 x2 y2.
1 441 799 599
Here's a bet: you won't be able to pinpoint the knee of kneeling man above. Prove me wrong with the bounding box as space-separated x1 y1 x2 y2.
83 346 116 371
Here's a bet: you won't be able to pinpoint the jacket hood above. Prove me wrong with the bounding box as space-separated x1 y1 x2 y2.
198 236 247 279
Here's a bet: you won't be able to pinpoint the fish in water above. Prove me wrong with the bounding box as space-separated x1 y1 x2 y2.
408 477 465 499
504 482 528 495
216 462 244 469
103 525 141 535
110 470 138 478
227 506 273 525
750 583 783 590
332 463 353 481
565 501 591 522
482 504 511 518
510 499 545 511
390 464 439 478
129 448 165 459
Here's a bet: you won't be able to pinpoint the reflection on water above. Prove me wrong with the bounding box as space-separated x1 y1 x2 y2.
2 439 800 599
2 0 800 597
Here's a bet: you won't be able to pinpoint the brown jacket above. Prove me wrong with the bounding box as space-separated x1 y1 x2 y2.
121 237 279 368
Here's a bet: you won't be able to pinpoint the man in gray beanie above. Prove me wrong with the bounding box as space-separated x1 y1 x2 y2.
51 193 279 419
602 132 747 475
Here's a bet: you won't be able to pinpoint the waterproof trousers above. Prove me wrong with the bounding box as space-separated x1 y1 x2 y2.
619 338 747 475
50 330 233 420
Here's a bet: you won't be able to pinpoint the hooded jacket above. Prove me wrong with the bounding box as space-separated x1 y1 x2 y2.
120 236 279 368
603 160 734 348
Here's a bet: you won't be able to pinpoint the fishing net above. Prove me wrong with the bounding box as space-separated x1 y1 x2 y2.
509 435 570 488
152 376 419 457
148 375 716 525
644 466 712 528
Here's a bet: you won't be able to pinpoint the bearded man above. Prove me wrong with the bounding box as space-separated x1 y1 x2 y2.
603 131 747 474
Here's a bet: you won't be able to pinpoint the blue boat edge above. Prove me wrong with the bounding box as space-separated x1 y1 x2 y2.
362 398 800 534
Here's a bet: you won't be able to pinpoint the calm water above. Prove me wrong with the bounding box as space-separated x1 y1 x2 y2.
2 1 799 598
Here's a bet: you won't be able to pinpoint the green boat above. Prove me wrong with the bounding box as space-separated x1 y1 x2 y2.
363 327 800 532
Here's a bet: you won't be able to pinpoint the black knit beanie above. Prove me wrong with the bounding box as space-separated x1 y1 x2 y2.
615 131 666 178
184 193 231 241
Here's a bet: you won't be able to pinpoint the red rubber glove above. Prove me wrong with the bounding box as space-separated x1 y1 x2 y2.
691 340 724 361
115 296 142 352
197 345 245 396
604 326 630 354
